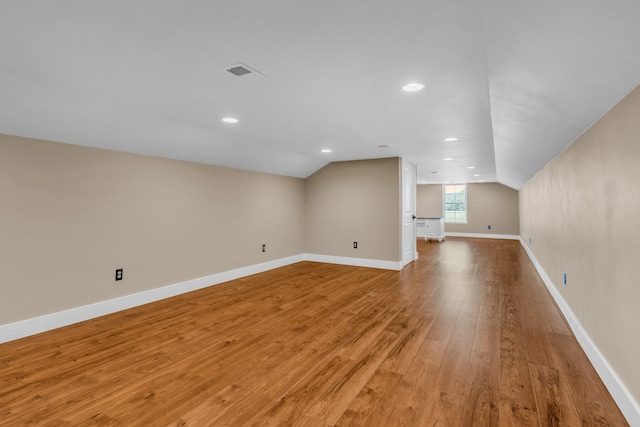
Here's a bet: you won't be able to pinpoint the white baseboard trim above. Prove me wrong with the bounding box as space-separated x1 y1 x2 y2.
0 253 403 345
519 237 640 426
0 254 305 345
303 253 403 271
445 232 520 240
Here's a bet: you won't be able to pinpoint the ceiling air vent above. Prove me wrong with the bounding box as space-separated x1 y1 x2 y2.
224 62 268 79
226 65 253 77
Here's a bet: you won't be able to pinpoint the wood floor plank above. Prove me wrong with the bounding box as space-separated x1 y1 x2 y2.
459 280 500 426
0 375 50 425
431 275 484 397
332 302 403 361
416 389 463 426
198 388 275 427
258 355 353 425
374 338 447 426
499 268 539 426
0 238 629 426
529 362 582 427
304 331 401 425
167 384 246 426
379 278 450 375
515 263 572 338
425 281 469 343
548 333 629 426
291 415 332 427
166 383 276 427
378 308 438 375
334 368 402 426
511 273 556 368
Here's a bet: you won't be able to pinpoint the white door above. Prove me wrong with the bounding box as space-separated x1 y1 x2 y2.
401 161 417 266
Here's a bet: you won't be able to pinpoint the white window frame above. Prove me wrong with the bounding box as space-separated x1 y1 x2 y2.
443 183 468 224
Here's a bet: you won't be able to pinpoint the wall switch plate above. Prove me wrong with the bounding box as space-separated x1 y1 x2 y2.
115 268 123 281
353 242 358 249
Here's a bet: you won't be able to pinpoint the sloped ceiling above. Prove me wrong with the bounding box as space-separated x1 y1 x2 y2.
1 1 639 190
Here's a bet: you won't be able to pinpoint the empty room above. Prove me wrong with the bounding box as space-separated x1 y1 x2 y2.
1 1 639 426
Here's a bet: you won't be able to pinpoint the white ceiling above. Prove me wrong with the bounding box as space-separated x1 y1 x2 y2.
1 1 639 190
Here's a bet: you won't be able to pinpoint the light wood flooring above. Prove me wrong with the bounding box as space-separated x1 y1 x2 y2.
0 238 629 426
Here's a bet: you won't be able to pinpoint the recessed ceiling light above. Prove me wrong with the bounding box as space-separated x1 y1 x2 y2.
321 149 332 153
444 157 453 161
402 83 425 92
222 117 238 123
473 174 480 177
444 137 458 142
467 166 475 169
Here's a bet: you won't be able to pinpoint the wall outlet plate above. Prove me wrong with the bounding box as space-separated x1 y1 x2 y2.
115 268 123 281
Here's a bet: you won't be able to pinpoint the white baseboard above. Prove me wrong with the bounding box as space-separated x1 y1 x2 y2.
0 253 403 345
303 253 403 271
0 254 305 345
445 232 520 240
519 238 640 426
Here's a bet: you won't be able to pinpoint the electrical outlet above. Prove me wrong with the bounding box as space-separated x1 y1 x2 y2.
487 225 491 230
353 242 358 249
115 268 123 281
261 244 266 252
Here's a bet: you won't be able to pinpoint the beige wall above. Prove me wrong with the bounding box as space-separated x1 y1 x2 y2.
305 158 401 261
417 183 519 235
0 134 305 325
520 85 640 406
416 184 443 218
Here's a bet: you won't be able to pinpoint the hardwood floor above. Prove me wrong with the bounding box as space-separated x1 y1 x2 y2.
0 238 629 426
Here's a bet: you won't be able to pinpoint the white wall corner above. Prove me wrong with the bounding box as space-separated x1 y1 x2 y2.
518 238 640 426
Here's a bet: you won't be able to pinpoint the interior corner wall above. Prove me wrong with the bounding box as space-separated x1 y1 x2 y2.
304 157 401 262
417 183 519 235
519 84 640 408
0 134 305 326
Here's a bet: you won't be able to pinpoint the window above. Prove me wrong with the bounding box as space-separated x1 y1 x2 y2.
444 184 467 223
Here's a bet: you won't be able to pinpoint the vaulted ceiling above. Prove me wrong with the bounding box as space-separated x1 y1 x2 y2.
2 1 639 190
